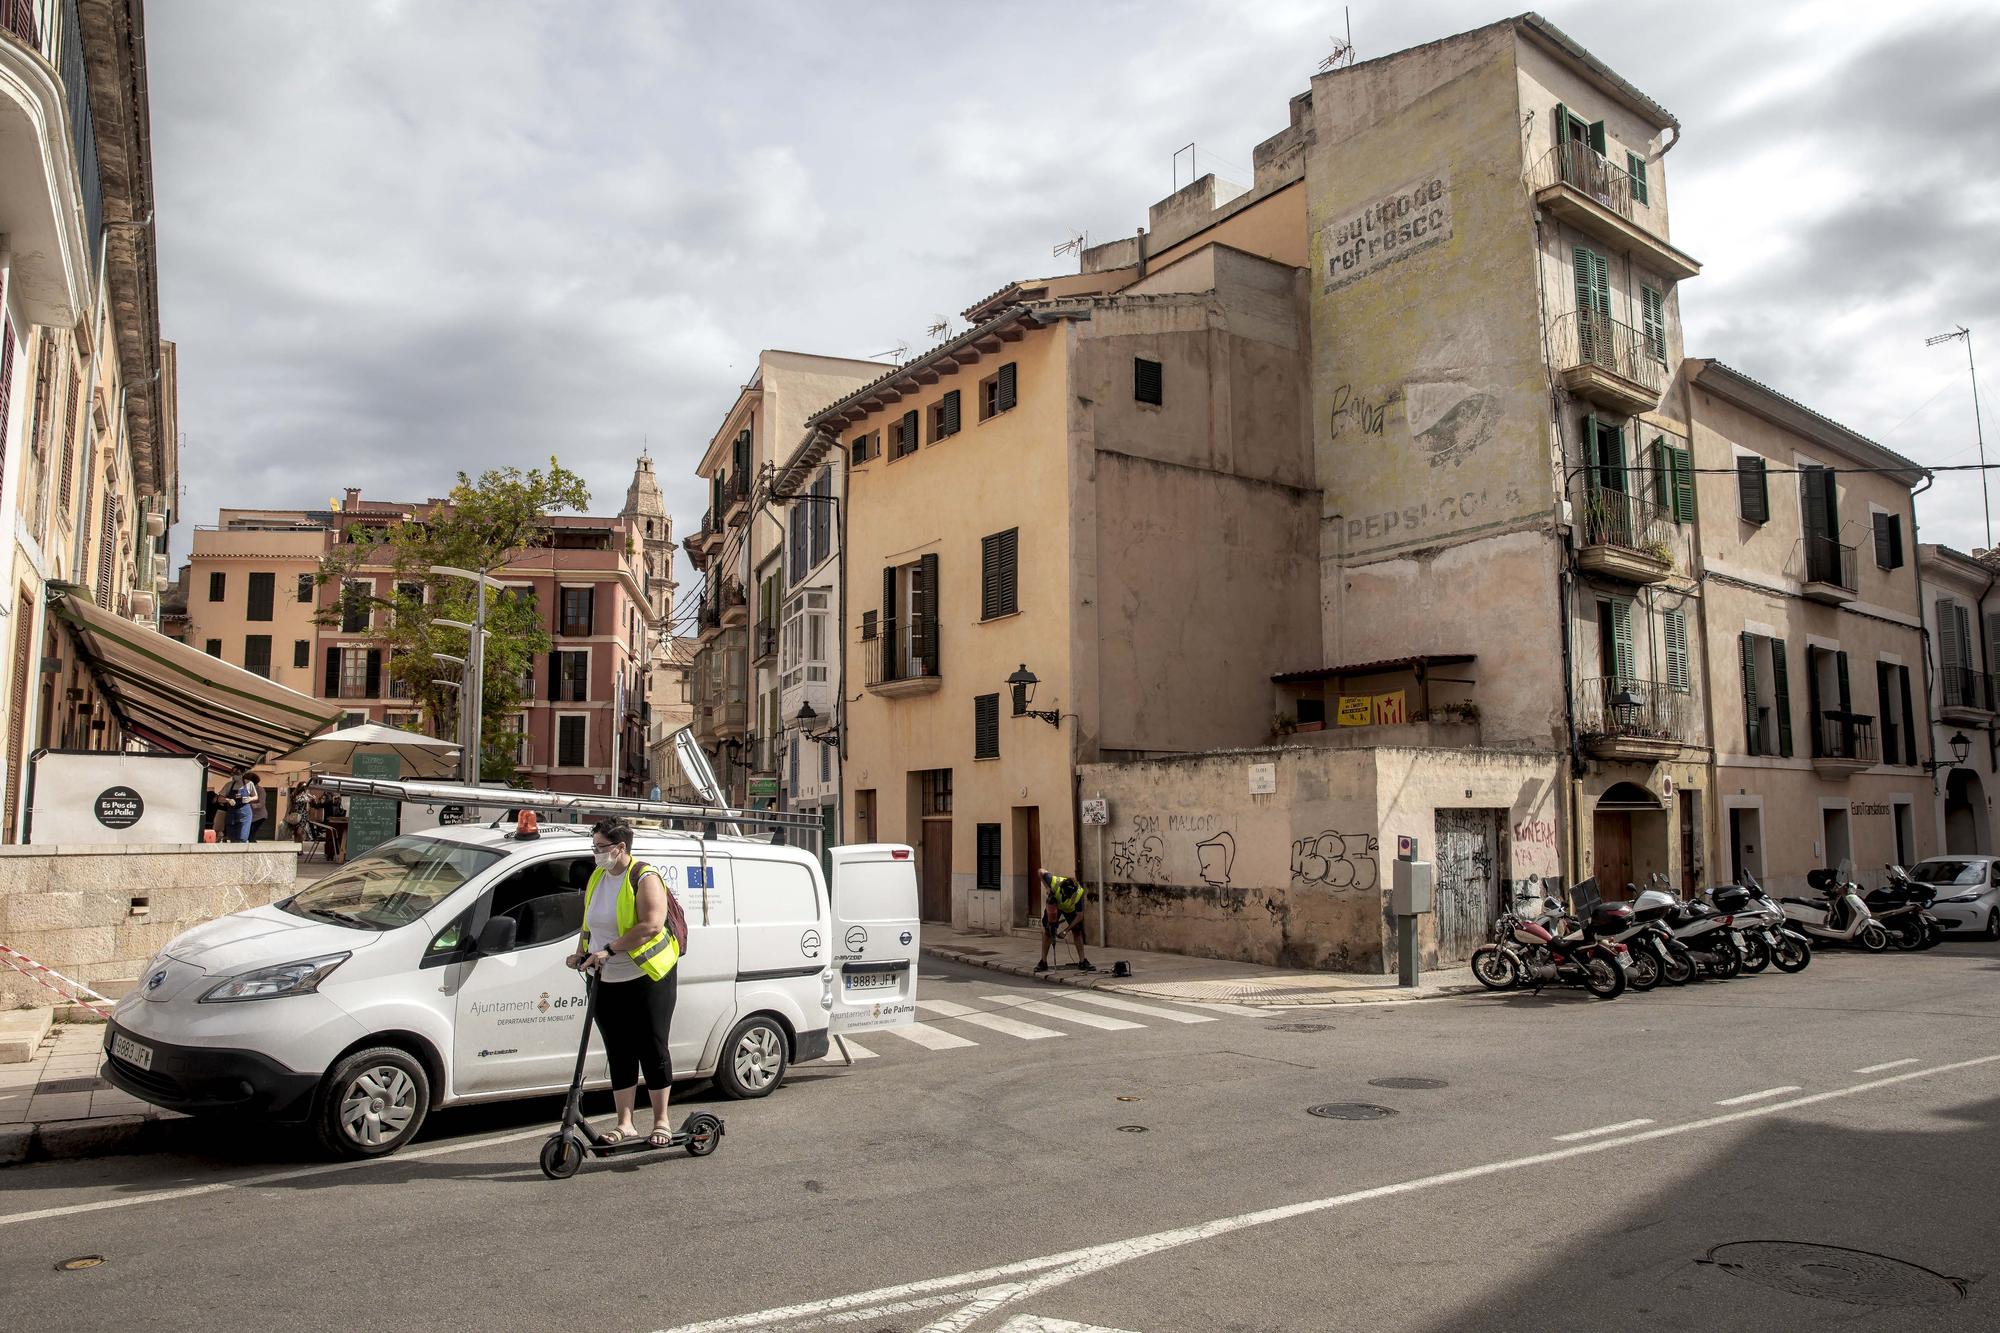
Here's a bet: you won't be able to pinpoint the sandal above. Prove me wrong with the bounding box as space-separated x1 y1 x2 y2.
647 1126 673 1148
594 1127 633 1146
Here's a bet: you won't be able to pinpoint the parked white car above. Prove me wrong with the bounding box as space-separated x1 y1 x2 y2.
102 823 918 1157
1907 855 2000 939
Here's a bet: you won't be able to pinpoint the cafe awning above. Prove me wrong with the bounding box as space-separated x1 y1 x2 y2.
48 585 342 769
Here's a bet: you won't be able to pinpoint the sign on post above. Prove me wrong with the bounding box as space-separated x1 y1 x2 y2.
1080 798 1109 827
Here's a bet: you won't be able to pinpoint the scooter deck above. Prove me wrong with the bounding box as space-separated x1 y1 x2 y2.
590 1132 695 1158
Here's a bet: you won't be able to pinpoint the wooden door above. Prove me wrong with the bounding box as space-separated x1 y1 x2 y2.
920 817 952 922
1015 806 1041 926
1679 791 1700 897
1594 811 1633 898
1433 809 1500 965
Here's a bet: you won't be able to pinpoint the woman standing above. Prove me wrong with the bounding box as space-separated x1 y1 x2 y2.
566 820 681 1146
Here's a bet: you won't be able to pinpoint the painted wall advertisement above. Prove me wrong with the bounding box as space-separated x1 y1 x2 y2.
1321 170 1452 294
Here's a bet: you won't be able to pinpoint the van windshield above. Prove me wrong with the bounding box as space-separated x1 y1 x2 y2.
282 836 504 931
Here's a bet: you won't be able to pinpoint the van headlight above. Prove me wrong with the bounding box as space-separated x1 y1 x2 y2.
200 953 350 1003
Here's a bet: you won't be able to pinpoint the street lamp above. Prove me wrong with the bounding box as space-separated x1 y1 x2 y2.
1006 664 1062 728
1922 730 1974 791
796 699 839 745
430 565 533 788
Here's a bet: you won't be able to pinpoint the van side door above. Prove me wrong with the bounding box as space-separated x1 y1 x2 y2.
827 844 920 1035
636 843 737 1078
447 852 595 1096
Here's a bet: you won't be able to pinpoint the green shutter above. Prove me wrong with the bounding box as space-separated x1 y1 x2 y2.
1611 599 1634 683
1588 120 1607 154
1740 633 1761 756
1771 639 1793 757
1665 610 1689 692
1641 286 1666 361
1672 445 1695 523
1554 103 1570 143
1626 152 1649 205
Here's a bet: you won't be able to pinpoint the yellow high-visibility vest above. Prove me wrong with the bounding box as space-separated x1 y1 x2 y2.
581 860 679 981
1048 875 1086 914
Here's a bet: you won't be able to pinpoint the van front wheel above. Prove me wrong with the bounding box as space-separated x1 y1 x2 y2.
316 1047 431 1158
716 1017 789 1099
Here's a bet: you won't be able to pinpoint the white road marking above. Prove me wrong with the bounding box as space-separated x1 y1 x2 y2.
919 998 1064 1041
656 1054 2000 1333
1060 993 1216 1025
1551 1118 1654 1142
1854 1058 1918 1074
1715 1085 1801 1106
983 997 1143 1031
878 1022 977 1051
995 1318 1144 1332
1121 997 1261 1016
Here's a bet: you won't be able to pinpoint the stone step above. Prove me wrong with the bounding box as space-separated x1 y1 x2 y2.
0 1008 54 1064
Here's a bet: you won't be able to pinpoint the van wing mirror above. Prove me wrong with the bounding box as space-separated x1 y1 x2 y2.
475 916 517 955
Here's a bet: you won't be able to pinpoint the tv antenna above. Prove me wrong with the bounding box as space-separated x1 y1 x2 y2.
1319 7 1355 71
926 317 952 340
1053 229 1088 260
868 342 909 363
1927 324 1990 547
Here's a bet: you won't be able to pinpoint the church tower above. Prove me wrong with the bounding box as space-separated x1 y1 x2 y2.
621 453 677 622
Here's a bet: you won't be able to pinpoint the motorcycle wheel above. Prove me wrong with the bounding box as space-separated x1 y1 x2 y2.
1581 953 1626 999
1471 945 1518 991
1888 916 1927 951
1921 921 1945 950
1858 922 1890 952
1626 947 1661 991
1772 935 1812 973
1660 943 1697 985
1739 933 1771 974
1708 937 1743 979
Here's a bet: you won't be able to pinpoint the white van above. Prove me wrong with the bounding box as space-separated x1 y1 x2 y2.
101 822 919 1157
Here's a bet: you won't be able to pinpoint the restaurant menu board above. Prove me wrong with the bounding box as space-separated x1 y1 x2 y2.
345 753 402 857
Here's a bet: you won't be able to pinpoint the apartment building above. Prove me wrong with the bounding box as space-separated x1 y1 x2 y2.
646 634 698 799
1687 361 1933 891
1917 544 1996 855
683 350 881 809
180 508 329 694
770 432 839 854
2 0 178 840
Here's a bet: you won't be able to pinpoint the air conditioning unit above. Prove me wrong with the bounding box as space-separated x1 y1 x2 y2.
129 591 156 618
144 512 167 538
152 572 168 591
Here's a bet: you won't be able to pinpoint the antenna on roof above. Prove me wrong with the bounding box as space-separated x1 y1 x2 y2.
1318 7 1355 71
867 342 909 363
1053 229 1088 260
926 317 952 340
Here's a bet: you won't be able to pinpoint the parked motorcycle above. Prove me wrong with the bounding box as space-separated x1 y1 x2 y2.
1470 876 1629 998
1634 878 1744 978
1610 880 1696 987
1780 860 1890 952
1870 866 1945 951
1733 870 1812 973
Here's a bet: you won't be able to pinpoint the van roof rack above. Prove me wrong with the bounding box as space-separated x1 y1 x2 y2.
310 775 823 841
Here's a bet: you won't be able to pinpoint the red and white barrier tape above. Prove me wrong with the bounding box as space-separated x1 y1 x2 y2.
0 942 114 1018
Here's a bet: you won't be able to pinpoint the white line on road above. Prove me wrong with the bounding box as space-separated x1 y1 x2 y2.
1715 1085 1802 1106
656 1054 2000 1333
1551 1118 1655 1142
983 997 1143 1031
878 1022 977 1051
1059 993 1216 1024
1854 1058 1919 1074
918 998 1065 1040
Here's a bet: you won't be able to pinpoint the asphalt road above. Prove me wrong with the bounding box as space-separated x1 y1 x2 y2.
4 941 1998 1332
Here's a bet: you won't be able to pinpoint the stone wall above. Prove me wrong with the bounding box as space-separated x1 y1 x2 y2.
0 843 301 1011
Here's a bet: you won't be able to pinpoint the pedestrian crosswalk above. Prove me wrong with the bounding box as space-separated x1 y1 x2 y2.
815 987 1235 1063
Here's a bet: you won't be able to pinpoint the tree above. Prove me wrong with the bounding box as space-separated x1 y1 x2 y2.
316 460 591 781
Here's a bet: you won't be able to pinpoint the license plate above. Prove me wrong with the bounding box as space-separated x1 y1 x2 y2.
1613 952 1631 970
847 970 898 991
111 1032 153 1071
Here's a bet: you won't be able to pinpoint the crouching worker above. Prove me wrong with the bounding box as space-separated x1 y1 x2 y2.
1035 868 1094 973
568 820 681 1146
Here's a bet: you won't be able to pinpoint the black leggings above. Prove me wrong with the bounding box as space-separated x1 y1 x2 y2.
592 970 677 1093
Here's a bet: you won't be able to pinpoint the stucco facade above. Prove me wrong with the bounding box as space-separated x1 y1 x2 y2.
1916 544 1995 855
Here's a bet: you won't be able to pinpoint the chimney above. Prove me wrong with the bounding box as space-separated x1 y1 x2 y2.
343 487 361 507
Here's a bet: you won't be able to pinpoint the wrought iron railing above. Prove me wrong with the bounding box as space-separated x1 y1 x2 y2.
1580 485 1676 562
754 622 778 660
1813 712 1878 763
1533 141 1651 230
1941 666 1995 713
1553 309 1667 393
1577 676 1697 744
725 470 751 509
1803 534 1857 591
864 616 941 687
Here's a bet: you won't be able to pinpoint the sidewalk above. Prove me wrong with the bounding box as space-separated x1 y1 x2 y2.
921 925 1481 1007
0 1021 180 1166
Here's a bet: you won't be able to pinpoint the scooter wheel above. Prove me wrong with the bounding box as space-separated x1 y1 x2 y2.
1859 922 1891 953
1739 934 1771 974
685 1114 723 1158
1773 937 1811 973
1888 917 1927 951
539 1132 586 1180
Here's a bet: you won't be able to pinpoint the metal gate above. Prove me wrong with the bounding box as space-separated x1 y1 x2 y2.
1434 808 1501 964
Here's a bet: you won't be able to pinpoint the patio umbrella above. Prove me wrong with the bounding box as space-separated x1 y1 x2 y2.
279 722 461 778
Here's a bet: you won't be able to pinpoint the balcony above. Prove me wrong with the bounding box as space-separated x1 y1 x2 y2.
1578 676 1697 762
719 579 748 628
724 471 752 527
685 511 717 571
753 621 778 664
864 617 941 697
1576 487 1677 585
695 596 722 641
1553 310 1667 415
1801 535 1858 604
713 697 749 738
1811 711 1878 778
1940 666 1997 723
1531 142 1700 282
1 0 91 326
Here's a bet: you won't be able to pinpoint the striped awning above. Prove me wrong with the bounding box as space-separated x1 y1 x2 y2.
49 585 341 768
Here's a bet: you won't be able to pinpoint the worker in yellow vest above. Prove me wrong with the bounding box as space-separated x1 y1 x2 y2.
1035 868 1095 973
567 820 681 1147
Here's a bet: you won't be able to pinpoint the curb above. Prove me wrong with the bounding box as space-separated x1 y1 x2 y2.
0 1113 176 1168
921 945 1483 1007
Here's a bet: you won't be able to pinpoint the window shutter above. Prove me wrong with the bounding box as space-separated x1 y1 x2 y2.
549 650 561 702
1771 639 1793 757
1872 513 1895 568
1665 610 1689 692
293 639 310 669
1627 152 1649 205
324 646 341 698
1587 120 1607 154
1610 599 1634 683
1835 652 1852 740
860 609 877 642
1877 660 1894 751
996 362 1017 412
1739 633 1760 755
974 693 999 759
1000 528 1017 616
1802 466 1837 538
1900 666 1918 765
1987 610 2000 676
1641 286 1665 361
1672 445 1695 523
1736 456 1768 523
912 552 939 672
364 649 382 699
942 389 960 436
1651 437 1671 515
1134 357 1163 405
1554 103 1570 143
789 502 807 585
1572 248 1598 359
881 566 898 677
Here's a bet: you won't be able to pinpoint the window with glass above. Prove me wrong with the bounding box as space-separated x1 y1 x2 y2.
781 589 831 691
560 586 594 637
557 714 587 767
340 580 371 633
280 836 505 931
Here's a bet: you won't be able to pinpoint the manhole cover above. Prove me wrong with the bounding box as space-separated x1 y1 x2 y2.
1116 1125 1149 1133
56 1256 106 1272
1268 1022 1336 1033
1701 1242 1966 1307
1369 1077 1447 1090
38 1077 108 1095
1307 1103 1398 1120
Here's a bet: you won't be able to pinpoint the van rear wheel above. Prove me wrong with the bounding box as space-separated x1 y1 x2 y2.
716 1016 788 1099
316 1047 430 1158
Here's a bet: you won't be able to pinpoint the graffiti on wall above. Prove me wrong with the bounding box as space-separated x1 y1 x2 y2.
1291 831 1379 891
1329 383 1397 439
1110 833 1165 882
1195 832 1236 888
1511 815 1560 876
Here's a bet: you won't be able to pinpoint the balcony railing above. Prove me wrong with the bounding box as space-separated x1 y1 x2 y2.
754 622 778 661
864 616 941 688
1580 485 1676 559
1941 666 1996 714
1533 141 1647 228
1803 534 1857 591
1577 676 1698 745
1553 310 1667 396
3 0 38 47
1812 712 1878 763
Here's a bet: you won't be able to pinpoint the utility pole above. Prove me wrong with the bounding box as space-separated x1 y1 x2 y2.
1927 326 1990 548
433 564 534 788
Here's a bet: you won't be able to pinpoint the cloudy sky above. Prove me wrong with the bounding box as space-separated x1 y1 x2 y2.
148 0 2000 587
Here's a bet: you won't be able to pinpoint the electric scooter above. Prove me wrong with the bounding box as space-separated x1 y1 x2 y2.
538 966 724 1180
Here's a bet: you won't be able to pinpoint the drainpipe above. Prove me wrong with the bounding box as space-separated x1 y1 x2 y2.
1683 365 1722 886
1907 473 1937 787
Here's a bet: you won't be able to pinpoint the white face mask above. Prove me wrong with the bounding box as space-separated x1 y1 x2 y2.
594 849 618 870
